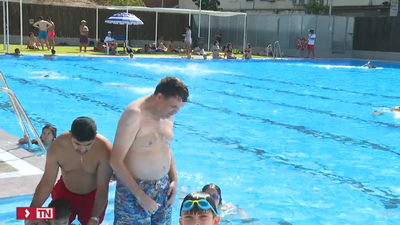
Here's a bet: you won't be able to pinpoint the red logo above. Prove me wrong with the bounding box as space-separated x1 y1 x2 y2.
16 207 55 220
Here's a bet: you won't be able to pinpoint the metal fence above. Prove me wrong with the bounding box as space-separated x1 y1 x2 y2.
192 14 355 52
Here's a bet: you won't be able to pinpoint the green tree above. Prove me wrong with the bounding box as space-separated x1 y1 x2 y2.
108 0 145 6
192 0 220 11
303 0 328 15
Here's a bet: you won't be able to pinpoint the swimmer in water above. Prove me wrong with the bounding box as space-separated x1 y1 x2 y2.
373 106 400 115
6 48 22 56
202 183 290 224
129 52 135 59
179 191 220 225
202 184 255 223
362 61 376 69
44 198 70 225
44 49 57 58
18 124 57 149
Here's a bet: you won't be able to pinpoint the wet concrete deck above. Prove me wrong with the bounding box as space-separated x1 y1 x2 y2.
0 128 46 198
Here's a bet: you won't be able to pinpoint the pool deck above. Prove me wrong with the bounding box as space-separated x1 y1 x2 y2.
0 128 46 199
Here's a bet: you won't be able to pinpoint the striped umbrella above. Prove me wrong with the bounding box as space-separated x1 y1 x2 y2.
105 12 144 25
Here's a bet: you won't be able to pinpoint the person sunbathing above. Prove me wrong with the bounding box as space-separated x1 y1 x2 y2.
94 39 106 52
167 40 179 53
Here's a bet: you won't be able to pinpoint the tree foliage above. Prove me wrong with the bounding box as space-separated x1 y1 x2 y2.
104 0 145 6
303 0 328 15
192 0 220 11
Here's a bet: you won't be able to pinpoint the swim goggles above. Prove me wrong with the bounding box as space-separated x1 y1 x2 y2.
210 194 220 201
182 199 218 216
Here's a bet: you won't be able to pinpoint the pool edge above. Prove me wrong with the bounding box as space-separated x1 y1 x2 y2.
0 128 48 199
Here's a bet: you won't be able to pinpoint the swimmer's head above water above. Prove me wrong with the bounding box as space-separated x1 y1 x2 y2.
70 116 97 155
47 198 70 225
202 183 222 207
37 124 57 146
180 191 220 225
152 76 189 119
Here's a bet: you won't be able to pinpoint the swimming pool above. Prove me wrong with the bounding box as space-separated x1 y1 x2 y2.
0 55 399 224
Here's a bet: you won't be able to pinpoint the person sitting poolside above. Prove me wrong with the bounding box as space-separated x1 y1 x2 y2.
373 106 400 115
27 32 39 50
94 39 106 52
202 183 258 223
224 43 236 59
18 124 57 149
244 43 252 59
362 61 376 69
179 191 220 225
167 40 179 53
39 198 71 225
211 41 222 59
156 42 167 52
104 31 117 54
136 44 151 54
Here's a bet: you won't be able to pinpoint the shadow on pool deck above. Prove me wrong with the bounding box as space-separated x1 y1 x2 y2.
0 129 47 199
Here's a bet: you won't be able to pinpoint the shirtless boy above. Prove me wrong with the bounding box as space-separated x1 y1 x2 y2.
110 76 189 224
27 32 39 50
26 117 113 225
33 16 52 50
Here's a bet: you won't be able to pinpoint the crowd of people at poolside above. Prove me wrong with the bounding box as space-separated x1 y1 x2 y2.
20 77 262 225
19 17 280 60
7 16 381 68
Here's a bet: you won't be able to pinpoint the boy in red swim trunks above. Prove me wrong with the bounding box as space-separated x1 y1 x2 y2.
25 117 113 225
47 17 55 50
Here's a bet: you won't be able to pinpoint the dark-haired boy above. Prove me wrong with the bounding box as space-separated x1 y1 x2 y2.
26 117 113 225
179 191 220 225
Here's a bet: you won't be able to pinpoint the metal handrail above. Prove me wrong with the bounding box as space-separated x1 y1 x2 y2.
0 72 46 151
273 41 282 58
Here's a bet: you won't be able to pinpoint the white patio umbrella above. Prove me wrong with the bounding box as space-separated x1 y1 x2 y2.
105 12 144 25
105 12 144 45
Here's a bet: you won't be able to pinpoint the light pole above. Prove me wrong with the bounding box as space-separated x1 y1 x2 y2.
162 0 164 8
198 0 202 38
329 0 333 16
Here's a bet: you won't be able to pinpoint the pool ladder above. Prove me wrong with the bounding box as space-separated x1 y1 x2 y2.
0 71 46 152
273 41 282 58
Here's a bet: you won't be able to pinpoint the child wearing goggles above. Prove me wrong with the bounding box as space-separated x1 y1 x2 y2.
202 184 255 223
179 191 220 225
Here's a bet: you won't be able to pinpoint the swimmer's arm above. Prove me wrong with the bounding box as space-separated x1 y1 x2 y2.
110 108 146 199
91 139 113 218
30 142 59 207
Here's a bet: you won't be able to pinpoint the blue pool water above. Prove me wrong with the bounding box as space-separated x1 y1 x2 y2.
0 55 400 224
